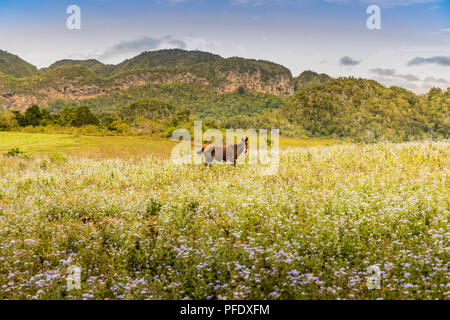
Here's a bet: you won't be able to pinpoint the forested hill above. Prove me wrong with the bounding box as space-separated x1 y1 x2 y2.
293 70 332 90
0 50 38 78
42 50 223 77
112 49 223 75
282 78 449 141
42 59 116 77
0 49 294 111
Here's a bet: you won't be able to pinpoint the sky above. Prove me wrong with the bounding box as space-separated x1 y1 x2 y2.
0 0 449 93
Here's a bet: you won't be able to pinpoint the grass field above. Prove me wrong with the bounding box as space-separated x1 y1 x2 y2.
0 132 338 159
0 134 448 300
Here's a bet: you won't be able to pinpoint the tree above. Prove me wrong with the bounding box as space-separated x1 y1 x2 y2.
14 112 24 127
107 119 129 134
120 98 175 123
427 87 442 101
73 106 100 127
23 105 42 127
58 106 99 127
39 108 54 126
58 107 77 126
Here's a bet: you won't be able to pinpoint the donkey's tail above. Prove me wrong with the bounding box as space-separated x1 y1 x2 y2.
197 147 205 155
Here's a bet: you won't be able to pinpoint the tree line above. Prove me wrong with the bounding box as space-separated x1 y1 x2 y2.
0 98 191 137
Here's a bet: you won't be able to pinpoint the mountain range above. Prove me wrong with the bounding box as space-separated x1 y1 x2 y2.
0 49 298 111
0 49 448 142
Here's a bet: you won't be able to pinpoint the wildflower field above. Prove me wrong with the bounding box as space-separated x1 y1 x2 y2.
0 139 448 300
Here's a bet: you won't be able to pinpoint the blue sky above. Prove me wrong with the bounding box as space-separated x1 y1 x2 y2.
0 0 449 93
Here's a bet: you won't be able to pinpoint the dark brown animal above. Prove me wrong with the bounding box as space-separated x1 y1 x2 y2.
198 137 249 166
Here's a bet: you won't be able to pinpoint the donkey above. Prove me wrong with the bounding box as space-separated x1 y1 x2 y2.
198 137 249 166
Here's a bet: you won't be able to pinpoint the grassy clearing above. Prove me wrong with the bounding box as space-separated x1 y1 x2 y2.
0 140 448 300
0 132 176 159
0 132 337 159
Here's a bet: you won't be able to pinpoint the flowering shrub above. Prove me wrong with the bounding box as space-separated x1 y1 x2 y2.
0 141 448 300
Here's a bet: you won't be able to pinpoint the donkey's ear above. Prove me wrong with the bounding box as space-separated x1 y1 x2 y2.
241 138 245 143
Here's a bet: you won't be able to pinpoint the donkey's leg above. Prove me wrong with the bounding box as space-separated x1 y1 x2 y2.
204 156 213 168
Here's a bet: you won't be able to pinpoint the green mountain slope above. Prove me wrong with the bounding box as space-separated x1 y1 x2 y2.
45 50 222 77
47 82 287 127
44 59 115 77
282 77 449 141
46 77 449 141
44 50 292 88
112 49 222 74
0 50 38 78
294 70 332 91
0 49 295 110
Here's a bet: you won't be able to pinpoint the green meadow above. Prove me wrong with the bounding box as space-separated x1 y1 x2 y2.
0 132 448 300
0 132 337 159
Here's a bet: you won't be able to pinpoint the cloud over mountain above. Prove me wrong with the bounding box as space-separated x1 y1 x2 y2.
370 68 420 81
101 36 188 60
407 56 450 66
339 56 361 66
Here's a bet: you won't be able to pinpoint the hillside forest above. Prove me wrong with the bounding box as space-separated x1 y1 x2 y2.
0 49 448 142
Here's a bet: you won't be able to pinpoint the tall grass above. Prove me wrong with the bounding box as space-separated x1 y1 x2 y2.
0 141 448 299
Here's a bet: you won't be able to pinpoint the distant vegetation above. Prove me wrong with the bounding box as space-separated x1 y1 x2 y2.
293 70 332 90
10 105 99 128
42 49 291 81
42 59 115 77
0 49 292 96
1 99 192 137
282 78 449 142
1 78 448 142
46 82 287 132
111 49 222 76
